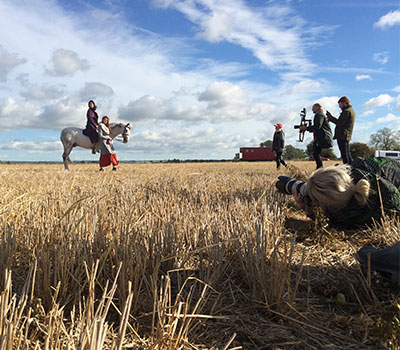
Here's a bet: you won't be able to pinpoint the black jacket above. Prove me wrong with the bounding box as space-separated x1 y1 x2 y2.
307 111 333 148
272 130 285 151
324 157 400 227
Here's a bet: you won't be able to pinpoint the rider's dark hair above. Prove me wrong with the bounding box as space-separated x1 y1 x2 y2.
88 100 96 109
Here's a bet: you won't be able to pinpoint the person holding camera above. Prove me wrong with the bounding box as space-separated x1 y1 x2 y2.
326 96 355 164
276 157 400 227
272 123 288 170
299 103 333 169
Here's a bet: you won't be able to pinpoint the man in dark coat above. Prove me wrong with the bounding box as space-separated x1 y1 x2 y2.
300 103 333 169
326 96 355 164
272 123 287 169
83 100 99 154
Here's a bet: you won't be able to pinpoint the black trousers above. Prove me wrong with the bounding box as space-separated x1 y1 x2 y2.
275 151 287 169
337 139 353 164
313 142 323 169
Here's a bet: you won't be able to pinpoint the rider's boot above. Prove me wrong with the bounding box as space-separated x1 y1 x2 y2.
92 144 96 154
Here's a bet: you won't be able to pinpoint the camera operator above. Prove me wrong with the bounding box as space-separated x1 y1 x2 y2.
326 96 355 165
276 157 400 227
299 103 333 169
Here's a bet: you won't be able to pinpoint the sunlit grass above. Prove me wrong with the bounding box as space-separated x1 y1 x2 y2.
0 161 398 349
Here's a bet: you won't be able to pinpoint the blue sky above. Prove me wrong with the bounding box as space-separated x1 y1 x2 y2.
0 0 399 161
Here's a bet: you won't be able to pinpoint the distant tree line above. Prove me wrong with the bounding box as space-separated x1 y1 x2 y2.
259 128 399 160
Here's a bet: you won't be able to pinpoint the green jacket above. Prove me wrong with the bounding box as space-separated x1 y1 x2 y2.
329 104 355 141
307 111 333 148
324 157 400 227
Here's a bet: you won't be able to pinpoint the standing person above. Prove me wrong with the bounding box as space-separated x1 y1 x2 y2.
326 96 355 164
272 123 287 169
98 116 118 171
83 100 99 154
299 103 333 169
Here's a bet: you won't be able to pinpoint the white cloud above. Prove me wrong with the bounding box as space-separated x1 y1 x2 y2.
397 94 400 112
37 97 87 129
313 96 340 115
285 79 322 95
118 81 284 126
198 81 248 108
152 0 329 77
355 74 372 81
0 45 26 81
363 94 394 110
355 121 375 132
373 51 389 65
0 140 60 152
393 86 400 93
80 82 114 101
0 96 87 131
124 127 244 156
118 95 206 123
0 98 41 130
20 83 65 101
376 113 399 123
361 110 374 117
46 49 91 76
374 10 400 29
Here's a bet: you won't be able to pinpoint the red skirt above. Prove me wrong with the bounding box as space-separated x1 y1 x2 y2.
99 153 118 167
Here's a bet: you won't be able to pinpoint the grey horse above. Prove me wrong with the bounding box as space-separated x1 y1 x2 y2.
60 123 132 170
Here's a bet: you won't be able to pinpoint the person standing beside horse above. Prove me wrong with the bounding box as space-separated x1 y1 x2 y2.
98 116 118 171
83 100 99 154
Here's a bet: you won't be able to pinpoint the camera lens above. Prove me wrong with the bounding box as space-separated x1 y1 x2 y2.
285 179 306 195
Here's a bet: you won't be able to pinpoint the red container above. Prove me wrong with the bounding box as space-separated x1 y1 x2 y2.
240 147 275 161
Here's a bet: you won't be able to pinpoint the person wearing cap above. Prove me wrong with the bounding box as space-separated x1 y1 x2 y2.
299 103 333 169
83 100 99 154
326 96 355 164
272 123 287 169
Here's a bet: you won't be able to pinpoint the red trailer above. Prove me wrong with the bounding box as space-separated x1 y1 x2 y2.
240 147 275 161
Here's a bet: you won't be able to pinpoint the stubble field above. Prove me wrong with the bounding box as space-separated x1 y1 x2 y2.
0 161 399 349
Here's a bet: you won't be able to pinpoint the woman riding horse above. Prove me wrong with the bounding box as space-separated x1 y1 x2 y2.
82 100 99 154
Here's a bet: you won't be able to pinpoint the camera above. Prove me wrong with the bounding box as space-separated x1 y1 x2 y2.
275 176 308 199
294 108 312 142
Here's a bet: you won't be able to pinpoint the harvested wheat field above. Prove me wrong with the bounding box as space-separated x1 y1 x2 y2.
0 161 399 349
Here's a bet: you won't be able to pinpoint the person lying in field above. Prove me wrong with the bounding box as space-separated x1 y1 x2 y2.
276 157 400 227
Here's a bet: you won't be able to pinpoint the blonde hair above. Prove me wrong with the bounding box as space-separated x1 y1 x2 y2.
306 165 370 210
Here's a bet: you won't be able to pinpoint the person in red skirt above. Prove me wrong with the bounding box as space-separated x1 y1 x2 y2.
98 116 118 171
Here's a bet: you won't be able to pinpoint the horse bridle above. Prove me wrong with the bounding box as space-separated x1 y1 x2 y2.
122 123 130 143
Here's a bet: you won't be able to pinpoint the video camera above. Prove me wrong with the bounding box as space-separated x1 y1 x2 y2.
294 108 312 142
